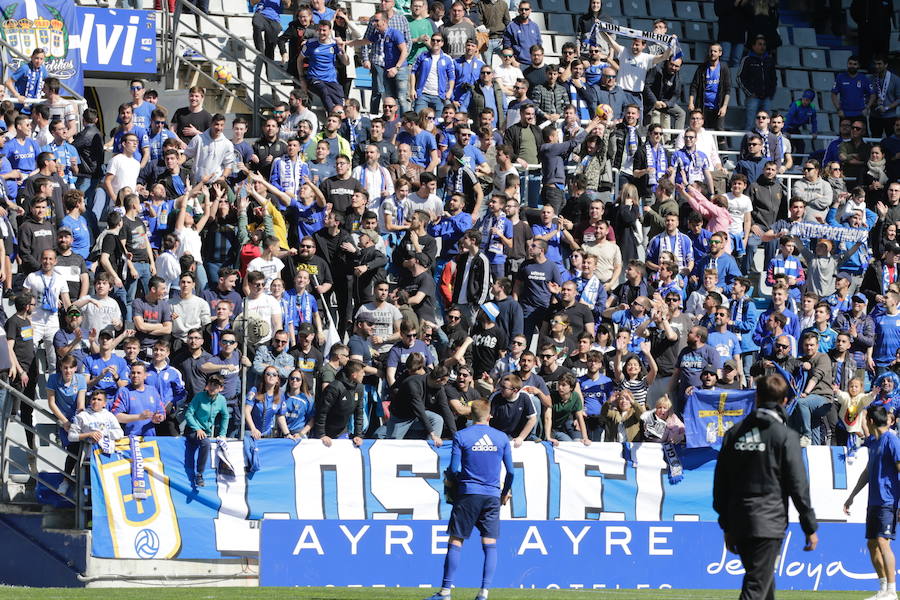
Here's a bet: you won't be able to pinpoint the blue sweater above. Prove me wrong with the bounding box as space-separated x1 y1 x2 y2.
502 19 542 65
785 100 818 134
450 423 514 497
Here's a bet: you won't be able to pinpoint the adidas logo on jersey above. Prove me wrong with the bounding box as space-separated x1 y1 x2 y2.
734 428 766 452
472 434 497 452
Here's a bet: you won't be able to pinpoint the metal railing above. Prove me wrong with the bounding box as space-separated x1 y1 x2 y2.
0 378 90 529
161 0 296 135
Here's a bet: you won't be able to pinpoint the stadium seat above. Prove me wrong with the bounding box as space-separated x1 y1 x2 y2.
603 0 623 15
785 69 811 90
621 0 647 17
682 21 709 42
631 18 653 32
700 2 717 21
816 112 832 135
352 3 376 19
554 34 577 53
647 0 674 19
666 21 682 39
674 1 700 20
228 15 254 40
772 87 791 111
791 27 818 48
531 12 547 29
548 13 575 34
829 49 852 69
567 0 588 13
779 47 801 68
811 70 835 92
802 48 827 70
541 34 557 54
207 0 226 13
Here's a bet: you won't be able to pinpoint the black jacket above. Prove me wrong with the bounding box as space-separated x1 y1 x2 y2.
737 52 777 99
689 61 732 111
72 124 104 178
313 371 364 438
643 63 683 111
713 404 818 539
607 122 645 170
451 250 492 307
503 121 543 164
470 81 506 130
18 217 57 275
351 245 388 304
390 373 454 436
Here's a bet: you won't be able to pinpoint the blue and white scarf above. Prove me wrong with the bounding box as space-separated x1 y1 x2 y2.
662 442 683 484
645 142 667 188
129 435 148 500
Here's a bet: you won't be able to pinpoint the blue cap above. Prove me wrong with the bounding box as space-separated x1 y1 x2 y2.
480 302 500 323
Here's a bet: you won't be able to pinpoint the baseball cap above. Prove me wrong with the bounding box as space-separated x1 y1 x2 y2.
410 252 431 268
358 228 379 243
480 302 500 323
98 326 116 339
297 322 315 336
356 313 375 324
835 272 852 282
885 242 900 255
723 359 739 372
701 366 718 377
65 305 81 317
449 144 466 163
852 293 868 304
57 226 73 236
802 89 816 100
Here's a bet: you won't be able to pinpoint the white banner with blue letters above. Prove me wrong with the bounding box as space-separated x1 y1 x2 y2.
91 439 874 590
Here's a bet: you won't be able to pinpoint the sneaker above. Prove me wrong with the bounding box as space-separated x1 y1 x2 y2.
799 435 811 447
194 473 205 488
474 595 487 600
57 480 71 497
423 593 449 600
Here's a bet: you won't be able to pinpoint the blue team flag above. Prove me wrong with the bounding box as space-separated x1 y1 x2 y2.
684 389 756 449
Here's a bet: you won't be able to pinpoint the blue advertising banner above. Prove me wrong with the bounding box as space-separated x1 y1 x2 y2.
0 0 82 94
259 520 876 591
90 438 869 564
77 7 156 74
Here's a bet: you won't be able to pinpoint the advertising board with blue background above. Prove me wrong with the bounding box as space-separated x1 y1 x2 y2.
0 0 156 96
90 438 878 590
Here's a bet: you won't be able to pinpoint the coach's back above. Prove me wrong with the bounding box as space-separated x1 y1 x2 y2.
452 424 513 497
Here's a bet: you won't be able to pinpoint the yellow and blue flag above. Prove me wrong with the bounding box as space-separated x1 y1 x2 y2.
684 389 756 448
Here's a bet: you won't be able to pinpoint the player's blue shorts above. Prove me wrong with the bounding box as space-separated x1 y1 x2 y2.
448 494 501 540
866 505 898 540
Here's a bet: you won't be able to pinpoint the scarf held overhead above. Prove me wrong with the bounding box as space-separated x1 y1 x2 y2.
600 22 677 49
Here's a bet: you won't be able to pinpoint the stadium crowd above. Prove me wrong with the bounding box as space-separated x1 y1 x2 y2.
0 0 898 491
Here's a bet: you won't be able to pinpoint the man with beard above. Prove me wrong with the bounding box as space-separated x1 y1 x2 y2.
313 210 354 335
378 361 451 441
294 234 334 328
357 280 403 355
320 154 364 213
55 227 89 302
669 325 721 412
251 118 287 180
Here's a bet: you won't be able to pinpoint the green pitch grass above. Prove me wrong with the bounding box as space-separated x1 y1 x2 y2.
0 588 879 600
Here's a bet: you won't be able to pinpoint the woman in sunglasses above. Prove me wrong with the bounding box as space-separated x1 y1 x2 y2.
244 368 289 440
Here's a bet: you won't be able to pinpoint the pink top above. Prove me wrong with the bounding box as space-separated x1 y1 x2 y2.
683 186 733 242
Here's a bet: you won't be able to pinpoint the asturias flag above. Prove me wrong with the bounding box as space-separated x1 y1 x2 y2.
684 389 756 448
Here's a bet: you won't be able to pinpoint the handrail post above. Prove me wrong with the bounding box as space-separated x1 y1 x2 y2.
0 377 11 501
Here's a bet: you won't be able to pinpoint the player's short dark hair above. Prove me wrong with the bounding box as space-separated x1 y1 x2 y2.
755 374 789 405
868 405 890 427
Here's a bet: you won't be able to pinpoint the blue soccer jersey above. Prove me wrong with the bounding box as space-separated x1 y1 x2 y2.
451 424 514 497
865 431 900 507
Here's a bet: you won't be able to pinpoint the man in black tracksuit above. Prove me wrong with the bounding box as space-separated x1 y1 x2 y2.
713 373 819 600
313 361 366 445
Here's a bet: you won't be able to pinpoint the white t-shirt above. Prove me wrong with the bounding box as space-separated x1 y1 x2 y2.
617 47 654 93
176 227 203 265
423 56 441 96
106 153 141 196
82 296 122 333
244 294 282 344
247 256 285 292
24 271 69 324
494 64 524 91
725 193 752 236
356 301 402 353
403 192 444 221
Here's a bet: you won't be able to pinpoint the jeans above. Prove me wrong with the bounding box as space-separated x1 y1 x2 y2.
77 176 104 239
125 261 153 322
204 262 225 290
375 410 444 440
649 104 686 136
414 93 446 113
520 170 542 208
742 233 763 279
32 319 59 374
790 393 832 443
719 41 745 68
371 64 408 115
482 37 503 68
194 261 208 294
186 429 212 475
744 97 773 130
308 79 345 113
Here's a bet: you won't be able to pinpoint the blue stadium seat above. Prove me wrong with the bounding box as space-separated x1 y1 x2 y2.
622 0 647 17
801 48 827 70
603 0 623 15
700 2 716 21
829 49 852 69
549 13 575 34
682 21 708 42
631 18 653 32
791 27 818 48
567 0 588 13
811 70 834 92
816 113 832 134
674 1 700 20
779 47 801 68
785 69 811 90
540 0 567 13
647 0 674 19
772 87 791 111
